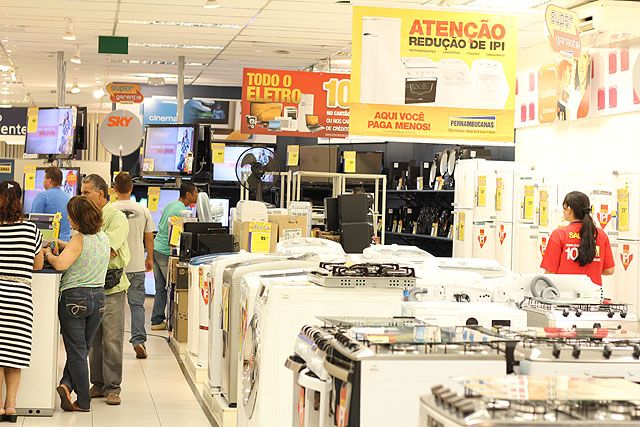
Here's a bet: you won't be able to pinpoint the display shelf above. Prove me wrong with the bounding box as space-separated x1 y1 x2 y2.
387 189 454 194
385 232 453 242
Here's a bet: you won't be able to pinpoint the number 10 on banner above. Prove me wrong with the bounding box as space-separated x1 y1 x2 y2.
323 78 350 109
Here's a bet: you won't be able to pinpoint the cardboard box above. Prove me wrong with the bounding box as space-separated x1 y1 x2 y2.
173 289 188 343
233 221 278 253
268 214 309 241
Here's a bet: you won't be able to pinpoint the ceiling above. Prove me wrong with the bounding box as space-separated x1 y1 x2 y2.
0 0 592 111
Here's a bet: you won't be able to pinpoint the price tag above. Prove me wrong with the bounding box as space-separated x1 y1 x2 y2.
248 222 272 253
169 216 183 247
495 177 503 212
142 158 154 172
457 212 465 241
477 176 487 207
618 187 630 232
212 143 225 164
52 212 62 242
524 185 535 221
148 187 161 212
539 190 549 227
24 172 36 191
27 107 38 133
287 145 300 167
343 151 356 173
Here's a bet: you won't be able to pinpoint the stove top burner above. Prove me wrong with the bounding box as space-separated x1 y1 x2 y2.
521 297 629 318
309 263 417 288
317 262 416 278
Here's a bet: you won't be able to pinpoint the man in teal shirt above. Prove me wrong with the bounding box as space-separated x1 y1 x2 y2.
81 174 130 406
151 183 198 330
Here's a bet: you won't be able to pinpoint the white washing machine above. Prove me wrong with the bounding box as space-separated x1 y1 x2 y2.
401 301 527 330
361 244 438 276
221 256 320 405
276 237 345 262
239 277 404 427
494 168 516 223
514 222 541 274
494 221 513 270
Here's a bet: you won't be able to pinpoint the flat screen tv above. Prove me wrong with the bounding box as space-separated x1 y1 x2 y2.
212 145 274 183
184 99 230 126
23 167 80 213
143 124 198 175
148 188 195 226
24 107 76 157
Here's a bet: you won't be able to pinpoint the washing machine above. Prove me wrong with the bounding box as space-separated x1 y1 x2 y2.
187 255 221 363
220 256 320 405
452 208 473 258
275 237 346 262
239 274 404 427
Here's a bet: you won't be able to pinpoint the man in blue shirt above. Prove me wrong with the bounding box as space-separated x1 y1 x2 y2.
30 167 72 241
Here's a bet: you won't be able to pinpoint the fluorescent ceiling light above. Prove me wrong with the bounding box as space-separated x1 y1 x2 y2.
204 0 221 8
63 19 76 41
119 19 240 29
70 45 81 64
133 73 194 79
0 104 12 109
130 42 223 50
70 79 80 94
0 65 10 72
110 59 206 66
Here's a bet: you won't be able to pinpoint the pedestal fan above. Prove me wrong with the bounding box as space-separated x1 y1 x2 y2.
235 147 280 202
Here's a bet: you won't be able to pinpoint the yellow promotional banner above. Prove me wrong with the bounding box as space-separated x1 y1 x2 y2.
618 187 630 232
350 6 517 142
287 145 300 167
211 143 225 164
24 172 36 191
27 107 38 133
343 151 356 173
148 187 161 212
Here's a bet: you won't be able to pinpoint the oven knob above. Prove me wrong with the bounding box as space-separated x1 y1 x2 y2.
607 310 615 318
575 309 582 317
562 309 570 317
633 345 640 359
552 343 561 359
572 345 581 359
603 344 613 359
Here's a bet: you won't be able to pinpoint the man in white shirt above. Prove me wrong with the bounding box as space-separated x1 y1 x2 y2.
111 172 156 359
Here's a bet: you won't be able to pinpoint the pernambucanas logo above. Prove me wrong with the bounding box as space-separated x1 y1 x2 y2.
449 115 497 133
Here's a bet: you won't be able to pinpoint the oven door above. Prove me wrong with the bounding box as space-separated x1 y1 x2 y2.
405 78 437 104
241 313 261 419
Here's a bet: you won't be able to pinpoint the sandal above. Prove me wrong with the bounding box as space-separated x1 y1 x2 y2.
72 401 90 412
56 384 74 412
3 408 17 423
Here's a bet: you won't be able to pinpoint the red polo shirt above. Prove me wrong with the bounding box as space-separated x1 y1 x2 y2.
540 221 614 286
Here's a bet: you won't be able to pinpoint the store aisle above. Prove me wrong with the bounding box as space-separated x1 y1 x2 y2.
20 297 214 427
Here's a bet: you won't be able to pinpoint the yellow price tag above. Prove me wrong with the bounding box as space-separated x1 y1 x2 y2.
212 143 225 164
108 187 117 202
142 158 154 172
148 187 160 212
477 176 487 207
52 212 62 242
24 172 36 191
539 190 549 227
344 151 356 173
169 216 184 247
287 145 300 167
27 107 38 133
457 212 465 241
248 222 272 253
618 187 630 232
524 185 535 221
495 177 503 212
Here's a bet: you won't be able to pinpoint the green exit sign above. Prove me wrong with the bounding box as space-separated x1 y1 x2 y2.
98 36 128 54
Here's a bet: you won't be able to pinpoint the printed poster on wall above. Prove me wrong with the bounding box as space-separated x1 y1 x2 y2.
241 68 350 138
350 6 518 142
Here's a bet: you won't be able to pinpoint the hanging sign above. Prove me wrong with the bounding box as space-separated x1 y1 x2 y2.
24 164 37 191
457 211 466 241
241 68 350 138
545 4 581 58
349 6 517 142
106 83 144 104
27 107 38 133
147 187 161 212
287 144 300 167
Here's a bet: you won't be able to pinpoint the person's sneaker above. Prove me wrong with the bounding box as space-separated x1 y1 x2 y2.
106 393 121 406
150 321 167 331
89 385 103 399
134 343 148 359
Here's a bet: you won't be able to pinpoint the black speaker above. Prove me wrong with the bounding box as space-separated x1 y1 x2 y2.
338 194 368 223
324 197 339 232
340 222 372 253
196 234 234 256
179 232 193 262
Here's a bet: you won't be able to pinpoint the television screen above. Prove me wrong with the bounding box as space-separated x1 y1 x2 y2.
144 125 196 174
213 146 274 183
24 167 80 213
25 108 75 156
184 99 230 126
355 151 384 174
148 189 195 226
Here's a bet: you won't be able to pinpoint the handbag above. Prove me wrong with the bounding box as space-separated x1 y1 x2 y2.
104 268 124 290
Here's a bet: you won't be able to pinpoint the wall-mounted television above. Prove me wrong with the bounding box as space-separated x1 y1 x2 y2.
23 167 80 213
143 124 198 175
184 99 230 126
24 107 76 157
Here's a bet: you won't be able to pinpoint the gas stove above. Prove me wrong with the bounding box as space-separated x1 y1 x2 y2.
307 262 416 288
520 297 638 330
421 376 640 426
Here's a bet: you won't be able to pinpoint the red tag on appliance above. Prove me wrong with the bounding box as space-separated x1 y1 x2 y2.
499 225 506 245
596 205 612 229
621 244 634 271
478 229 487 248
298 386 305 427
539 237 548 256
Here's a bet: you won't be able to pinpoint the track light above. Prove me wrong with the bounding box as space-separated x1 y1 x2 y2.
70 79 80 94
204 0 221 8
63 19 76 41
70 45 81 64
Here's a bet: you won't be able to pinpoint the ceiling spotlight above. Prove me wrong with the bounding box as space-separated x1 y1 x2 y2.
70 45 81 64
204 0 221 8
9 71 16 83
70 79 80 94
63 19 76 41
92 87 105 99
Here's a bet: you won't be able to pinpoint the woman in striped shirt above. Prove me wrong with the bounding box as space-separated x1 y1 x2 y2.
0 180 44 423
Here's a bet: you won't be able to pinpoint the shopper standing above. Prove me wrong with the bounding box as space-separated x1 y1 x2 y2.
30 166 72 241
80 174 130 406
151 183 198 330
44 196 109 412
0 181 43 423
111 172 156 359
541 191 615 288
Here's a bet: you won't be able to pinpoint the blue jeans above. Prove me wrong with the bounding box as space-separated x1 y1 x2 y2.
58 287 105 410
126 272 147 346
151 251 169 325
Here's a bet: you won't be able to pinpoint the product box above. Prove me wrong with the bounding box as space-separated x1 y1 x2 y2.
233 221 278 253
173 289 188 343
268 214 309 241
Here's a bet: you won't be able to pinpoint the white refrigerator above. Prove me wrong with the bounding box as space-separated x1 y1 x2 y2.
513 172 543 274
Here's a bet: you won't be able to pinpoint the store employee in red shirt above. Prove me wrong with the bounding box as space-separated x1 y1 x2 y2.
540 191 614 286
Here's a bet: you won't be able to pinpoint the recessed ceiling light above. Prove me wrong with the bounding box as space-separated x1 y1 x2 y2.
204 0 221 8
93 87 105 99
70 44 81 64
0 65 10 72
70 79 80 94
120 19 240 29
274 49 290 55
63 18 76 41
130 42 223 50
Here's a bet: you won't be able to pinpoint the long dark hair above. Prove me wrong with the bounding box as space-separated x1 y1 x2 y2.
0 180 23 224
563 191 596 266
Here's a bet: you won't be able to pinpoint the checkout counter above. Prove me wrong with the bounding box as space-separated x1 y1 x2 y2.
16 271 61 416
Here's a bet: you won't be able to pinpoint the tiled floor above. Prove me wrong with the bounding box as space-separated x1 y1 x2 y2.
17 296 214 427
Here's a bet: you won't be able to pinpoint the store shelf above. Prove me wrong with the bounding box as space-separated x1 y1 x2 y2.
385 232 452 242
387 189 454 194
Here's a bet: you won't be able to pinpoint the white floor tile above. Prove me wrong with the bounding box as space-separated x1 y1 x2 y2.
156 409 212 427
